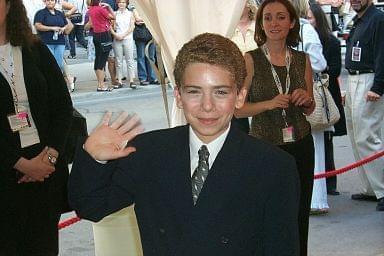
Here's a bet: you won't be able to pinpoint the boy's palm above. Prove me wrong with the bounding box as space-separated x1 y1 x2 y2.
84 112 144 161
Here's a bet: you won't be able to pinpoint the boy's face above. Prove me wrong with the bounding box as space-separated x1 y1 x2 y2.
174 63 246 144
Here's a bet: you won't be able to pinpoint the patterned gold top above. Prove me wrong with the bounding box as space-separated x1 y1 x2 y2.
248 48 311 145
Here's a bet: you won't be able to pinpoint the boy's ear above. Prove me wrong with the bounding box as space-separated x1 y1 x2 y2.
235 87 247 109
174 86 184 109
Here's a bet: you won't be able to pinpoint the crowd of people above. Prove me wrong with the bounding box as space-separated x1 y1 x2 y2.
22 0 159 93
0 0 383 255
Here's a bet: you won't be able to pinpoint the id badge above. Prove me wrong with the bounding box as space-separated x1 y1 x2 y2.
351 46 361 62
282 126 295 143
7 111 31 132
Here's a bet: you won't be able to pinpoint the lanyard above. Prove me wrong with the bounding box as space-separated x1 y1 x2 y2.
261 44 292 127
0 45 19 113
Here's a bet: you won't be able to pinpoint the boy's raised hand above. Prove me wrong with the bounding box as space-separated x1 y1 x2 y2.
84 112 144 161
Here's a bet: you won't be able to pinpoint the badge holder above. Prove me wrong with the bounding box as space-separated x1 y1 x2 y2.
7 111 31 132
282 110 295 143
352 41 361 62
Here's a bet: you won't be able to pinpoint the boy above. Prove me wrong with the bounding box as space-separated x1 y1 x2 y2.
69 33 300 256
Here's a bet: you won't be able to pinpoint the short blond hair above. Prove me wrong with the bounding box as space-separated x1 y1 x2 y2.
174 33 246 90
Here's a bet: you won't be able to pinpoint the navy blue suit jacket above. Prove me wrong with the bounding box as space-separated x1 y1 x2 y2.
69 125 300 256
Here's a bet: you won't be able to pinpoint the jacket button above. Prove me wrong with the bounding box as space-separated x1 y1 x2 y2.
159 228 165 234
221 236 229 244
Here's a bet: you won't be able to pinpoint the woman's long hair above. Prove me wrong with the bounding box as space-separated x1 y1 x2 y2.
6 0 39 48
309 3 331 47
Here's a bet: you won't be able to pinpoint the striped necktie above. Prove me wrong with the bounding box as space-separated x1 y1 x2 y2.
191 145 210 204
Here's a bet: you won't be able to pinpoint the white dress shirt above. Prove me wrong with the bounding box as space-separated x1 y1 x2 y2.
189 125 230 177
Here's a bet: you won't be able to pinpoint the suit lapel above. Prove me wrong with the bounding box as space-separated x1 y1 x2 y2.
161 125 194 219
193 126 245 212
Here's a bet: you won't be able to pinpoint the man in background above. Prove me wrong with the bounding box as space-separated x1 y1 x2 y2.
345 0 384 211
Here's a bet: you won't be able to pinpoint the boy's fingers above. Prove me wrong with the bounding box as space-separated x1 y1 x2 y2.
98 111 112 127
110 112 129 129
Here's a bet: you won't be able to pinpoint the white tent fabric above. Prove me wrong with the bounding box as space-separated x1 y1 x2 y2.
92 1 246 254
132 0 246 127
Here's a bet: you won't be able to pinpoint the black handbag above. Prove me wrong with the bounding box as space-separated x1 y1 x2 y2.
64 108 88 164
69 0 84 24
133 23 152 42
70 13 83 24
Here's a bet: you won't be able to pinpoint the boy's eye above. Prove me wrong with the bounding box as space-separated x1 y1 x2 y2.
186 89 200 94
215 89 229 95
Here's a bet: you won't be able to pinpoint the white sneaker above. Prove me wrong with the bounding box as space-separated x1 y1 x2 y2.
69 76 77 92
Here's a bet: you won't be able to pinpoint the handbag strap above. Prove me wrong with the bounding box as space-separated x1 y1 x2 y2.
315 73 331 122
300 24 304 51
320 85 331 122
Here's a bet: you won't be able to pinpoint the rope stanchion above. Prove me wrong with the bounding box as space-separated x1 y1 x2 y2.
58 216 81 230
314 150 384 180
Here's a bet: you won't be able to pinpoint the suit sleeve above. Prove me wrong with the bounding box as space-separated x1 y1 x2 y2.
68 142 138 222
262 154 300 256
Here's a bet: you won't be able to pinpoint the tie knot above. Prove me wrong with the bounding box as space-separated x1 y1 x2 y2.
198 145 209 163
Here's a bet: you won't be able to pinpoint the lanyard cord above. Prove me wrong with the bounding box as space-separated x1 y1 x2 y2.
261 44 292 127
0 46 19 112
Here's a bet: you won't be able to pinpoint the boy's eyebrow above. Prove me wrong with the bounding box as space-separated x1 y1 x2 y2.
183 84 234 89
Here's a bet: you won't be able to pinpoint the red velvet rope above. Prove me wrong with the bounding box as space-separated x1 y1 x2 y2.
314 150 384 179
58 216 81 230
58 150 383 230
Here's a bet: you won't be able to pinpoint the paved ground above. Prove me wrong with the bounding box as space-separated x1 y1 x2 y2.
58 47 384 256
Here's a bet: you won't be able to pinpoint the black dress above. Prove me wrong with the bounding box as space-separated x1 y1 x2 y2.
322 33 347 193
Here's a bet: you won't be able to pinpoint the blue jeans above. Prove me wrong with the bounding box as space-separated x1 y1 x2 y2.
46 44 65 71
135 40 157 82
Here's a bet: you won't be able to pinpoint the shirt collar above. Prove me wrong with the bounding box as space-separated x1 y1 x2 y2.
189 124 230 172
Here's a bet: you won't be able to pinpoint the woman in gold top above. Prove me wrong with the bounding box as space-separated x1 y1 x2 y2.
235 0 315 255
